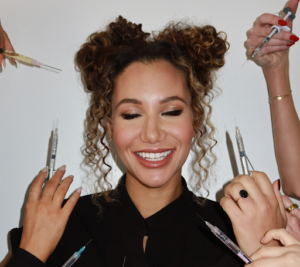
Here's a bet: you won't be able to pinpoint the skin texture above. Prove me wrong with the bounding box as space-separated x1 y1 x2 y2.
248 229 300 267
18 166 80 263
282 195 300 241
246 0 300 200
220 172 286 256
110 61 195 219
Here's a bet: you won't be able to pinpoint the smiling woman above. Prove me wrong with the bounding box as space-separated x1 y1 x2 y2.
4 14 297 267
76 16 228 207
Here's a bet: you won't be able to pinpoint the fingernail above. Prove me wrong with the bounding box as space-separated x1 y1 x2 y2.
16 60 20 68
290 35 299 42
2 61 5 71
41 166 48 172
287 43 295 47
68 175 74 179
76 187 82 193
278 19 287 26
278 179 281 191
58 165 66 171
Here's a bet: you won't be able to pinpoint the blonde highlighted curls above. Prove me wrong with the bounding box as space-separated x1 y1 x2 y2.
75 16 229 207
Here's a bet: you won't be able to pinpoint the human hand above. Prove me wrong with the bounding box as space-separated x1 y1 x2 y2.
19 165 81 263
247 228 300 266
220 172 286 256
245 0 299 69
281 195 300 241
0 20 17 69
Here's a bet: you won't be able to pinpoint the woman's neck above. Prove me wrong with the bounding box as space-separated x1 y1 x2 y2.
125 172 183 219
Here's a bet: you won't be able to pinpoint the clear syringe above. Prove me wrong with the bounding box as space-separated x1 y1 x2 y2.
235 125 250 175
46 122 58 181
61 240 92 267
198 214 253 264
0 21 61 71
251 7 295 58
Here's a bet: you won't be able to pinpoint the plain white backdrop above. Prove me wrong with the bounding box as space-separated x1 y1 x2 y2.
1 0 300 259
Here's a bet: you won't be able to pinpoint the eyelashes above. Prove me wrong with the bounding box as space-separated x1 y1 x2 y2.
121 110 183 120
121 114 141 120
163 110 183 116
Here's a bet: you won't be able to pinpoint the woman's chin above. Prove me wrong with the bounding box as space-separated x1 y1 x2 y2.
131 170 180 189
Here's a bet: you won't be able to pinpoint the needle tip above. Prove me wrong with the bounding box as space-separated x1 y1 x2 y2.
44 65 62 71
197 213 206 222
85 239 92 247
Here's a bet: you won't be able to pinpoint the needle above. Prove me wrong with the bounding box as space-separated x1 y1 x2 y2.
44 65 62 71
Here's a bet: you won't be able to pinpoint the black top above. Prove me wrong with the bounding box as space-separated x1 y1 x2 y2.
7 175 244 267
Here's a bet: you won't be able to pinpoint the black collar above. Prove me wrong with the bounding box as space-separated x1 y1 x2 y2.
116 174 194 232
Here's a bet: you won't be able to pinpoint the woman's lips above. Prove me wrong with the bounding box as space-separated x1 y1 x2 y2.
133 149 175 168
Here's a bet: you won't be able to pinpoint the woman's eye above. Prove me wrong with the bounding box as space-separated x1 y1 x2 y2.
162 110 183 116
121 113 141 120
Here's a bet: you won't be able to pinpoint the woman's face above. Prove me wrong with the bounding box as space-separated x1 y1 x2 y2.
111 60 195 188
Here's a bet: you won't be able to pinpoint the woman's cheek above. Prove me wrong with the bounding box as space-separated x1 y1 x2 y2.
168 118 195 143
113 122 139 150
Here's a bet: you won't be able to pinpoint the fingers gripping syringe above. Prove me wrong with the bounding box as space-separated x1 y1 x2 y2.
251 7 296 58
0 20 61 71
61 240 92 267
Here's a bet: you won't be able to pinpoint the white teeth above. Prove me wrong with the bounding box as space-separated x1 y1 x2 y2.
136 150 172 161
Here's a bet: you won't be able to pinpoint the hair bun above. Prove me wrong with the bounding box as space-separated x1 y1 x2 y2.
106 16 150 47
155 23 229 87
76 16 150 92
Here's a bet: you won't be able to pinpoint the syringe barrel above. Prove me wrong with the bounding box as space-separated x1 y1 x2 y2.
50 130 58 170
212 227 252 263
61 252 80 267
236 135 250 175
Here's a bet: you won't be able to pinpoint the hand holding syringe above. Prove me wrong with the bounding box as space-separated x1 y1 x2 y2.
0 20 61 71
252 7 296 58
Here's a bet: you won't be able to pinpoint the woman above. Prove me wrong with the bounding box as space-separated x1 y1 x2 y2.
2 7 298 267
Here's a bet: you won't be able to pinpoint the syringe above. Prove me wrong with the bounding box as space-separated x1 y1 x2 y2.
0 21 61 71
235 125 250 175
46 121 59 181
61 240 92 267
251 7 296 58
1 50 62 71
197 214 253 264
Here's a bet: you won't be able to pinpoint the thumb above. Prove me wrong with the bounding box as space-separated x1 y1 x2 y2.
260 228 300 246
273 179 287 225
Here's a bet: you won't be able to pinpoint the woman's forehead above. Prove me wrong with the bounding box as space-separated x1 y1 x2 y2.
113 61 190 104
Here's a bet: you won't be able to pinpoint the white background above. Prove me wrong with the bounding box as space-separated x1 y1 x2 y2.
1 0 300 259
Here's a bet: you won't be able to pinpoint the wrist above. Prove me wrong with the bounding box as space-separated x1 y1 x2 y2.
262 54 290 73
19 244 48 263
263 61 291 97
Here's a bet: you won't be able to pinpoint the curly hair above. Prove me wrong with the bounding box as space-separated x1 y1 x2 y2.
75 16 229 207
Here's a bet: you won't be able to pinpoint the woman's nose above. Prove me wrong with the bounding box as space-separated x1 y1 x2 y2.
140 116 166 144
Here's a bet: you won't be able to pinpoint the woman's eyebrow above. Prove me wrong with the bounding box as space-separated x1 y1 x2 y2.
159 96 187 105
116 96 186 109
116 99 142 109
